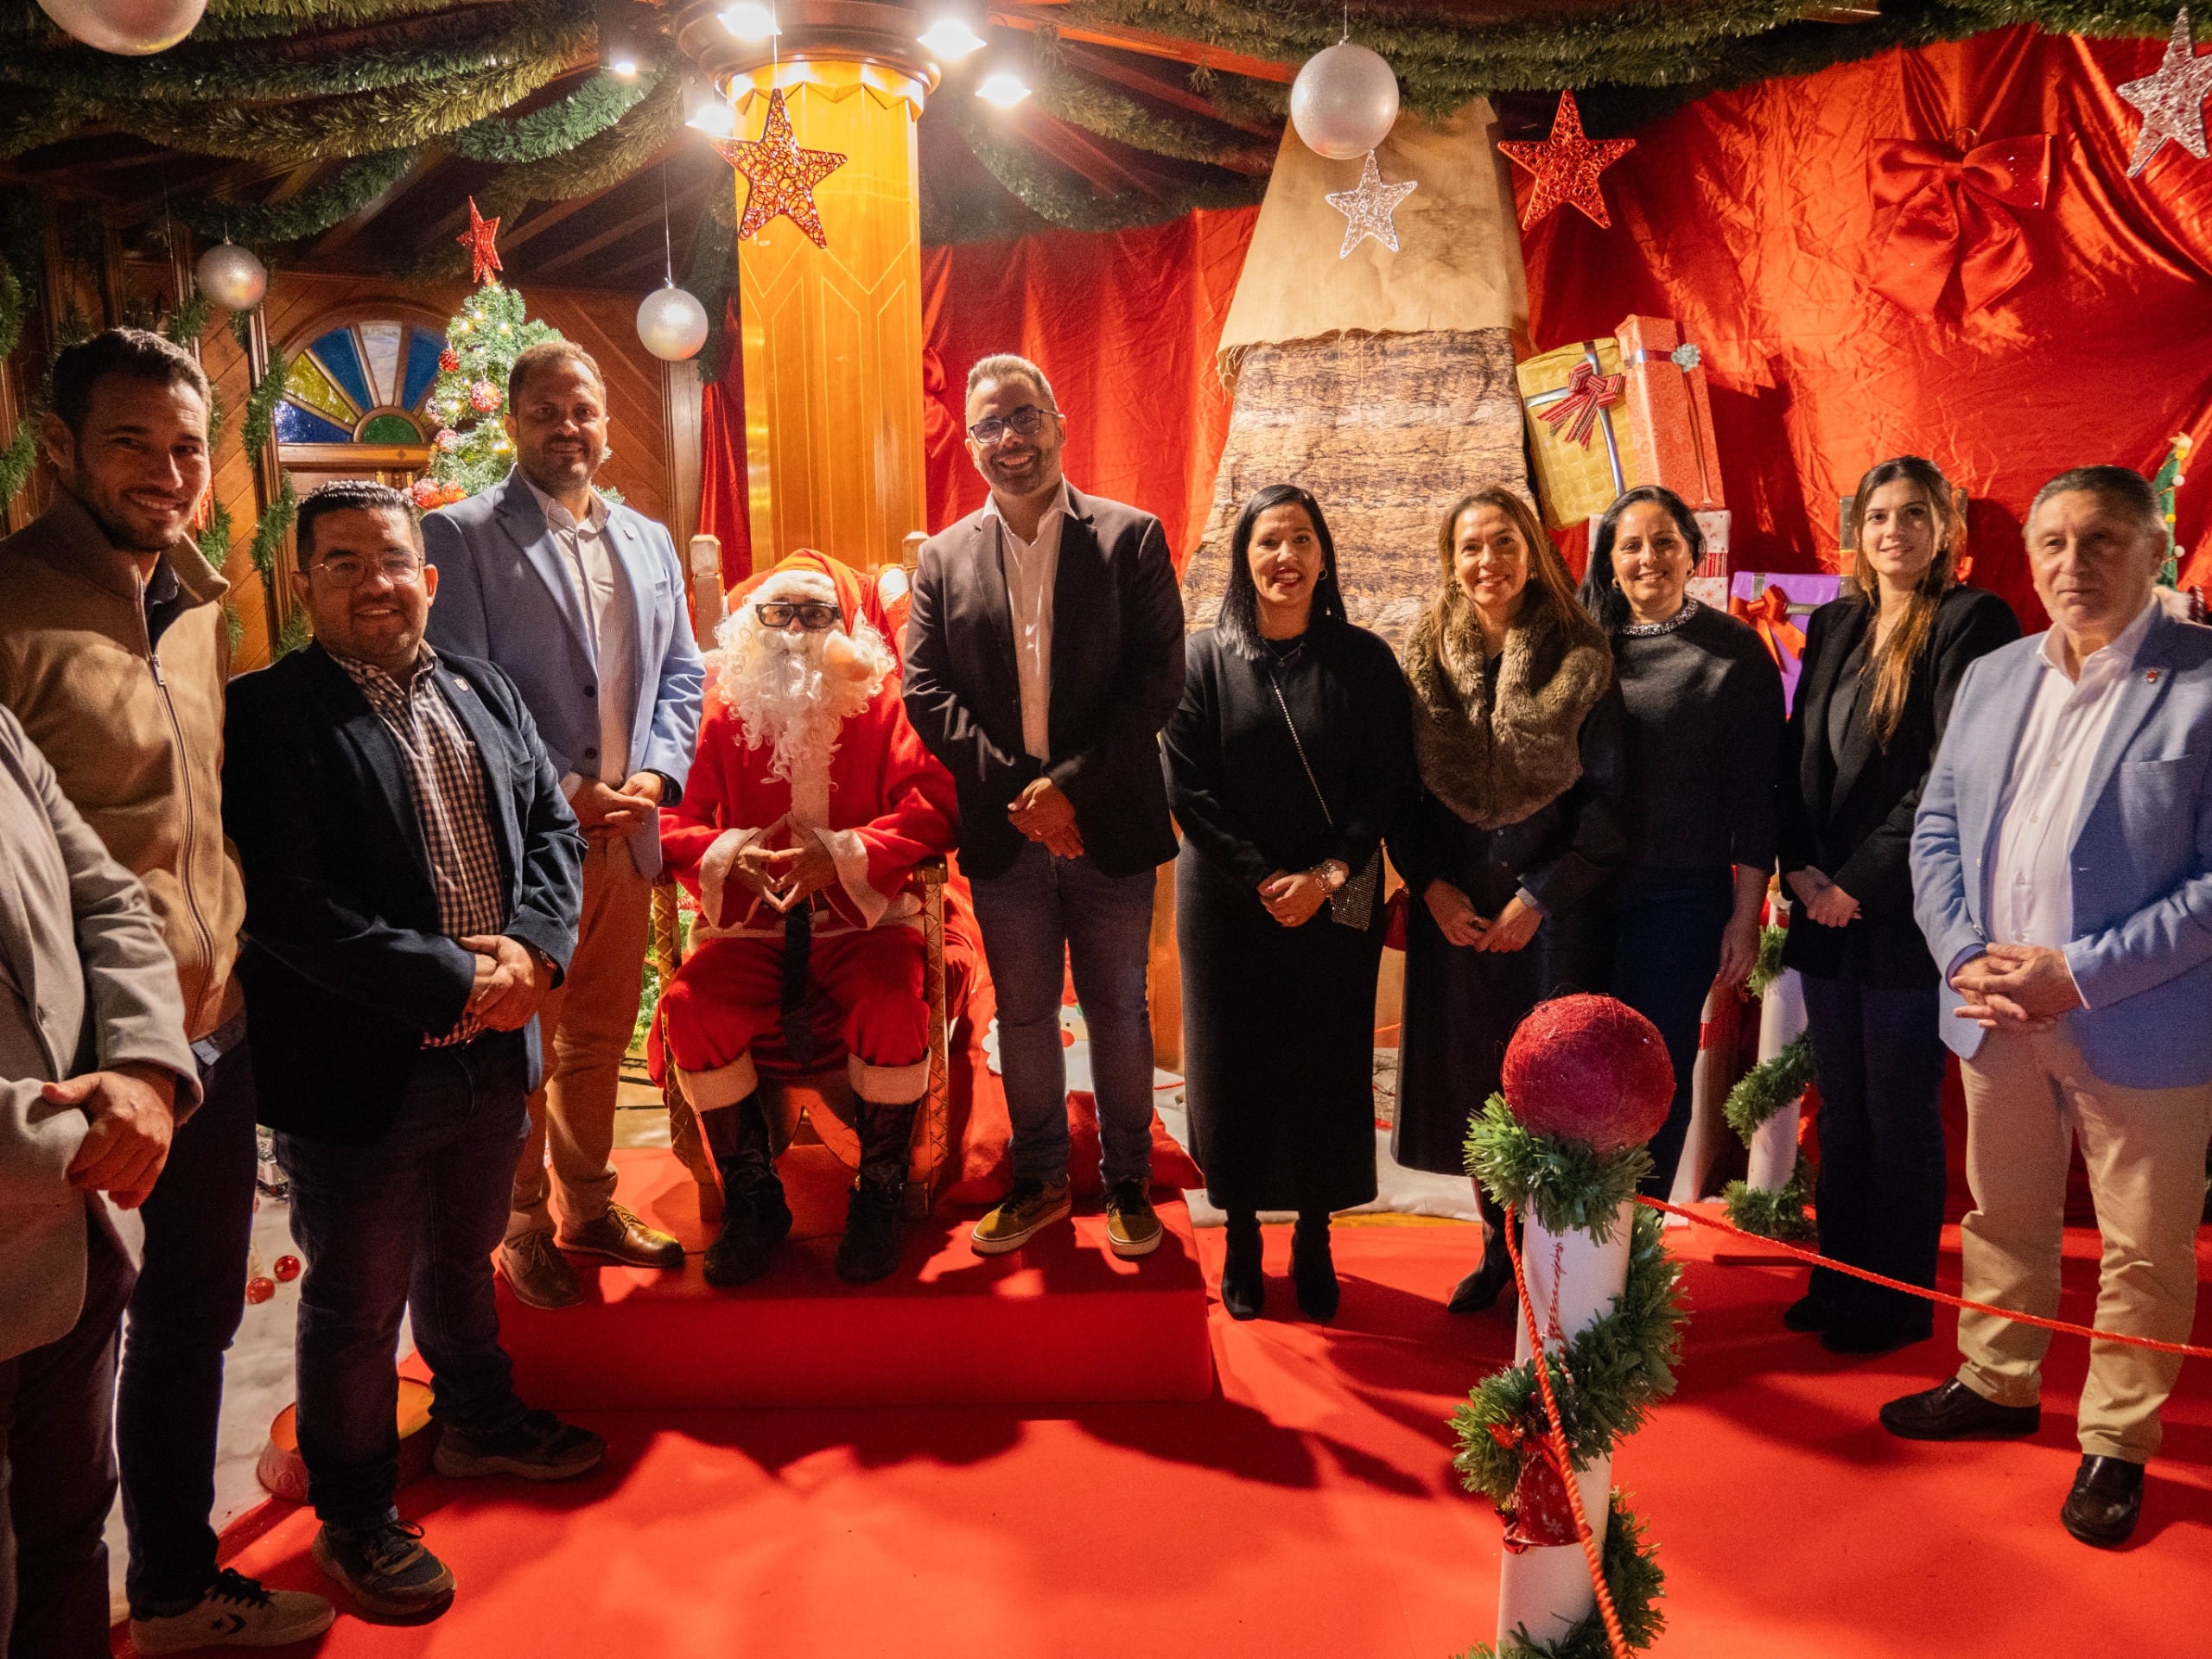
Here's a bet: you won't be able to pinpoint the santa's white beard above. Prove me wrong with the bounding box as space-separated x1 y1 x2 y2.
715 613 890 825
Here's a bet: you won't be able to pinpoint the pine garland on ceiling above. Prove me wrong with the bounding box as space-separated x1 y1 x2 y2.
443 62 662 164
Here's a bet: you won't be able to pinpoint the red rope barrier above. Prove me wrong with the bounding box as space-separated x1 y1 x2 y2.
1638 1196 2212 1361
1500 1209 1631 1659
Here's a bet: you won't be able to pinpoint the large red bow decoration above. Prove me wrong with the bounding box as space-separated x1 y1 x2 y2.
1730 588 1808 670
1868 131 2050 316
1537 359 1626 448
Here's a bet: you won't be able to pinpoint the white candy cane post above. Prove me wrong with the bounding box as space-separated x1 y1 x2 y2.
1744 968 1808 1193
1495 1198 1637 1649
1668 987 1726 1205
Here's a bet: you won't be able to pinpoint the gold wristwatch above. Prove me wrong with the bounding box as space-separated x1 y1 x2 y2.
1314 860 1349 892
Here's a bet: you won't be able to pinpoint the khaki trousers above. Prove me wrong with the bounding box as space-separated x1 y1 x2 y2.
506 839 652 1241
1955 1027 2212 1462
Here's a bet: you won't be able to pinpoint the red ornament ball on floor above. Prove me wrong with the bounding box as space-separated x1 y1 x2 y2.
245 1276 276 1306
1502 993 1674 1150
274 1255 302 1282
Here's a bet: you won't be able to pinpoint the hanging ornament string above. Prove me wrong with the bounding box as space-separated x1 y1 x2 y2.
2118 8 2212 175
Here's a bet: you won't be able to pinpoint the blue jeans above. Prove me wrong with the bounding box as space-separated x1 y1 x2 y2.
1607 867 1734 1198
274 1034 533 1529
969 843 1158 1189
117 1013 259 1616
1800 950 1948 1334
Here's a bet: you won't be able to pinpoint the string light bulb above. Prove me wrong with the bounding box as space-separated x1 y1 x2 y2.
976 69 1030 108
719 1 777 41
918 15 984 60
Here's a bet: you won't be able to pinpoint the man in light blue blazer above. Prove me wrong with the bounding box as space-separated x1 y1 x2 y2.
422 340 704 1311
1897 465 2212 1548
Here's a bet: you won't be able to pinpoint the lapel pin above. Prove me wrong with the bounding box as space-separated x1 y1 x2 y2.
2147 669 2161 683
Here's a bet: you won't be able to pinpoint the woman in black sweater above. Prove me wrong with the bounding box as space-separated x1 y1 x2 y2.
1163 485 1415 1322
1580 486 1784 1199
1780 455 2019 1354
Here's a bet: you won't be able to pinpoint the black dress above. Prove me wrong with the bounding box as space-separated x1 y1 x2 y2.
1162 625 1415 1212
1391 679 1628 1177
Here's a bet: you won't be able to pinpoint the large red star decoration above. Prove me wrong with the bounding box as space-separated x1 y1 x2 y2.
1497 90 1637 230
456 197 502 284
712 87 847 249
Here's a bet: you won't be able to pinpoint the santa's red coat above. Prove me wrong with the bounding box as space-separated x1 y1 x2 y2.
660 673 958 934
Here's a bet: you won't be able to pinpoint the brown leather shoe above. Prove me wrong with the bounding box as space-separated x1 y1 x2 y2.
2061 1455 2145 1548
499 1230 582 1310
1878 1377 2040 1441
557 1203 684 1270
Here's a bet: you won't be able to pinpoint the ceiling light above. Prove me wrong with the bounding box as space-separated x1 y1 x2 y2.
606 48 639 78
683 79 738 137
976 69 1030 109
719 2 779 41
917 16 985 60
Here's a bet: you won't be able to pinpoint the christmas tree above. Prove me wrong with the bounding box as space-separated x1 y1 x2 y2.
412 201 562 510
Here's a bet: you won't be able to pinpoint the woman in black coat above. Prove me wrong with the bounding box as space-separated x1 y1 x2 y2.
1779 454 2019 1353
1394 486 1625 1314
1579 486 1785 1199
1163 484 1415 1322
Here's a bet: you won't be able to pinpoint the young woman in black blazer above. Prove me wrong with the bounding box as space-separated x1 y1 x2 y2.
1777 455 2019 1353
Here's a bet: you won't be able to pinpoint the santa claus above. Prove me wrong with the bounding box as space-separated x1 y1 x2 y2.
658 553 958 1285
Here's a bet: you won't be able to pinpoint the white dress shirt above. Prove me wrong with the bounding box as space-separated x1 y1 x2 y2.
982 480 1070 764
525 478 638 791
1986 594 2160 964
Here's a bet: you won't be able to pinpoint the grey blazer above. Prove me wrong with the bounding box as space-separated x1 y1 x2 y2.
0 703 197 1363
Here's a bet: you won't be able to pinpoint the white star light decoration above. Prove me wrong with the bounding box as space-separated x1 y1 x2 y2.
2118 9 2212 176
1325 150 1417 257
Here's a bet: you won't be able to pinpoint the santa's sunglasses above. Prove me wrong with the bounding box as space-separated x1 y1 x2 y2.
755 600 842 631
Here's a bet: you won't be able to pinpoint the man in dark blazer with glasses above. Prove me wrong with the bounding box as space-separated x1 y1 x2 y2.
903 353 1184 1267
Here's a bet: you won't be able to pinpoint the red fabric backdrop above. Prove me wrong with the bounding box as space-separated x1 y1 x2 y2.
1522 25 2212 622
918 208 1255 568
696 302 753 583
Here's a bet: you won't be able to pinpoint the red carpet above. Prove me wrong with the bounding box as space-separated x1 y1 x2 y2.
498 1148 1214 1409
200 1215 2211 1659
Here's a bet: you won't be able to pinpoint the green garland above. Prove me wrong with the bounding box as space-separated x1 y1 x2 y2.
1032 64 1271 173
195 499 233 574
1465 1096 1649 1243
1450 1104 1686 1658
0 252 22 363
0 422 34 509
273 604 312 659
239 349 289 461
179 149 419 245
1722 1155 1816 1243
1455 1497 1667 1659
443 64 660 164
161 287 213 349
682 205 736 385
247 475 298 580
1723 1031 1815 1143
1745 919 1787 1000
480 67 684 213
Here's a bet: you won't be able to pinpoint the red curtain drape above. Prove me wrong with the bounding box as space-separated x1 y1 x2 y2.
1520 25 2212 624
918 208 1257 571
696 300 752 587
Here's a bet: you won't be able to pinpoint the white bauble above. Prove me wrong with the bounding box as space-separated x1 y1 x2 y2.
636 284 709 361
194 241 267 310
35 0 207 54
1289 41 1400 161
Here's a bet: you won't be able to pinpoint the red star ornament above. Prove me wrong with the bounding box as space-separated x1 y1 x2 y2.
456 197 502 284
1497 90 1637 230
713 87 847 249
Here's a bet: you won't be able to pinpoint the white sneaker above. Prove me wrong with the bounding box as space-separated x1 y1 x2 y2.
128 1568 335 1652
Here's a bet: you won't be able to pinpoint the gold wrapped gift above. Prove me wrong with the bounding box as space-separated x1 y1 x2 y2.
1516 337 1643 531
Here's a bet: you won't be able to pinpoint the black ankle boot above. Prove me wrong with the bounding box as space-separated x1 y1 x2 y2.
1290 1211 1338 1322
1221 1210 1263 1320
1447 1190 1516 1314
836 1099 918 1284
699 1093 791 1287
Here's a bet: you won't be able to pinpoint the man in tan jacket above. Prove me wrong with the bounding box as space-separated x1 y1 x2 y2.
0 328 328 1651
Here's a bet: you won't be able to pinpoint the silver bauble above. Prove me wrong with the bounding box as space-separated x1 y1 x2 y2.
636 284 709 362
35 0 207 55
194 241 268 311
1289 41 1401 162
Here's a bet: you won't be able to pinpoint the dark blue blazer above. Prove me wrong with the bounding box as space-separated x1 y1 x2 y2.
222 642 583 1145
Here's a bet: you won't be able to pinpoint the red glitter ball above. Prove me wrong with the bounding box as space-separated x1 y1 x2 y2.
274 1255 302 1282
1501 994 1674 1151
245 1277 276 1306
439 347 460 373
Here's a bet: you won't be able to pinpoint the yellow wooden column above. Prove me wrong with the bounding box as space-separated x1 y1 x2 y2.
728 58 928 575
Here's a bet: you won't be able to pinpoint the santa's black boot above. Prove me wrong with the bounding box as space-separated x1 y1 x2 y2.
698 1093 791 1287
836 1099 918 1284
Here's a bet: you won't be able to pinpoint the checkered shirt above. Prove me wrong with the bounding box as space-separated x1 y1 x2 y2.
336 648 508 1046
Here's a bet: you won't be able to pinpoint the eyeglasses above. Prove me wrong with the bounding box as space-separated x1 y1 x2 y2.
310 553 425 588
755 600 842 631
967 404 1058 446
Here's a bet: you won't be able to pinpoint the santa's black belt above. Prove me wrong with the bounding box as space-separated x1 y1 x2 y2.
780 898 817 1067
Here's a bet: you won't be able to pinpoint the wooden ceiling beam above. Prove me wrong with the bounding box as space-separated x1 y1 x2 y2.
532 173 715 281
497 191 610 257
309 150 447 264
263 162 327 206
989 4 1296 82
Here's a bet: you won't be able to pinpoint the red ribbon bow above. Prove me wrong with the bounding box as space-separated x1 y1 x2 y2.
1537 359 1625 448
1730 588 1808 670
1868 131 2050 316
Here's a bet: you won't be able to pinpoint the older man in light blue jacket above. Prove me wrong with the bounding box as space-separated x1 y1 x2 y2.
1898 465 2212 1549
423 339 704 1311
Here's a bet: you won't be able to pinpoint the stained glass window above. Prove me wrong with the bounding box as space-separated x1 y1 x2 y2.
275 321 449 447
